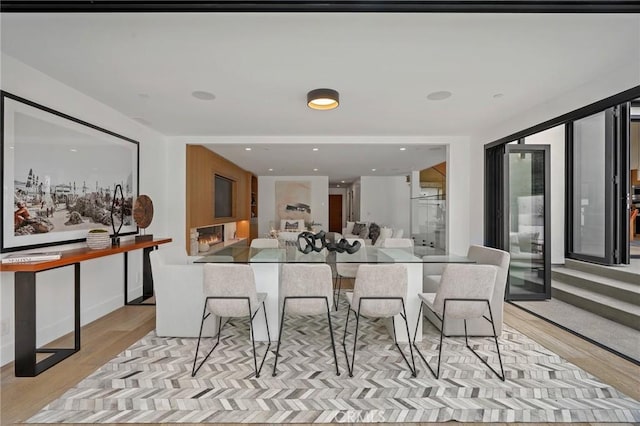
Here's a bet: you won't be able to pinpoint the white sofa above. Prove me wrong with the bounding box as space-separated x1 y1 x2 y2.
277 219 306 244
150 246 220 337
340 221 400 246
422 245 510 336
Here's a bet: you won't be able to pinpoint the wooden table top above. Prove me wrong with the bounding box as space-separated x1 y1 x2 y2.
0 238 172 272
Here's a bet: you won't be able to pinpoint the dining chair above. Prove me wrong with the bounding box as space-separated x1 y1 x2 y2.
421 245 510 336
272 264 340 377
342 264 416 377
381 238 414 248
412 263 505 380
191 263 271 377
250 238 280 249
334 238 367 310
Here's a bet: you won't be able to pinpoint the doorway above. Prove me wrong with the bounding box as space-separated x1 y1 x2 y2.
328 194 342 233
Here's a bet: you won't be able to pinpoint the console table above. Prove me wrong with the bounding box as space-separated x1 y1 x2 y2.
0 237 171 377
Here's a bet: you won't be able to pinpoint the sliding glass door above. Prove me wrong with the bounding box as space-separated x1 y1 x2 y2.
503 145 551 300
566 107 627 265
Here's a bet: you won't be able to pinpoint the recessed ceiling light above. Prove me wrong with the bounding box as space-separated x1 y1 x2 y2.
426 91 452 101
70 148 77 152
371 168 377 172
312 148 319 151
313 168 318 171
192 90 216 100
341 180 345 183
268 168 273 171
336 184 340 187
399 147 406 151
493 93 504 98
245 147 252 151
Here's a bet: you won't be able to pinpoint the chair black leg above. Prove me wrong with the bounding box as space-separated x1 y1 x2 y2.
248 301 272 378
341 307 354 377
401 302 417 376
463 302 505 381
412 300 445 379
192 301 225 377
341 303 361 378
272 299 288 377
324 297 340 376
334 276 342 310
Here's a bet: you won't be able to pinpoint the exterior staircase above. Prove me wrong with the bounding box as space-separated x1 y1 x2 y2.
551 259 640 331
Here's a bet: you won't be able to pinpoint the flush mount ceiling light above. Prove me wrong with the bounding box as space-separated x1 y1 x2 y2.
307 88 339 110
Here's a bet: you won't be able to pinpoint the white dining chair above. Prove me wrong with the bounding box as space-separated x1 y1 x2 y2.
342 264 416 377
250 238 280 249
272 264 340 377
381 238 414 248
191 263 271 378
412 263 505 380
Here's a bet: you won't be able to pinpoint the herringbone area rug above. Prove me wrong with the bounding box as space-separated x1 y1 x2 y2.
28 298 640 423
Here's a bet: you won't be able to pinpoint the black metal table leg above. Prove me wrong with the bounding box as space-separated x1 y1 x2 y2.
14 263 81 377
125 246 156 305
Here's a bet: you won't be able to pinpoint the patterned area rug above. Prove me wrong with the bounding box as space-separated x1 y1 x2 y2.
28 297 640 424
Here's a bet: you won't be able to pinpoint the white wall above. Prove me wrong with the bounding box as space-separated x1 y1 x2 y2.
257 176 329 235
360 176 410 236
467 61 640 247
0 55 169 366
525 126 565 264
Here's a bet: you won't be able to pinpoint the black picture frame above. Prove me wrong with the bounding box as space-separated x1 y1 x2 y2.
1 91 139 252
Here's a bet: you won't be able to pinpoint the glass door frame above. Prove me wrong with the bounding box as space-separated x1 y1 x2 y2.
565 106 628 265
503 144 551 301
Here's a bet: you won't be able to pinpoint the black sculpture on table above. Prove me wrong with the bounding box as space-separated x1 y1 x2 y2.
110 184 125 246
296 230 361 254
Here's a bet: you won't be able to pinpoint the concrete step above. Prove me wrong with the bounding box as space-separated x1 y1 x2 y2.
564 259 640 285
551 280 640 331
551 267 640 305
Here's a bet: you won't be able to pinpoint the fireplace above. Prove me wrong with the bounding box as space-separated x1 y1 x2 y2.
197 224 224 248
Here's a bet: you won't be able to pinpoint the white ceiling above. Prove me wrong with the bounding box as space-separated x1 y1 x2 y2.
1 12 639 182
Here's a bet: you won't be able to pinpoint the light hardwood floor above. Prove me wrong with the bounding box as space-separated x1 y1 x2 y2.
1 300 638 426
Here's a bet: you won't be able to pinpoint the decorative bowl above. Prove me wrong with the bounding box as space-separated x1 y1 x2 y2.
86 229 111 250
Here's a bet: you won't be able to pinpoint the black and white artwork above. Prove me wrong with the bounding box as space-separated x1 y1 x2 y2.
2 92 139 252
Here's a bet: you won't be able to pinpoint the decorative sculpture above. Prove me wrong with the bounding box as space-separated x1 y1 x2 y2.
110 184 125 246
296 230 361 254
133 195 154 242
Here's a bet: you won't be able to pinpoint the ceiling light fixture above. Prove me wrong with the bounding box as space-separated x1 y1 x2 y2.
399 147 406 151
341 180 345 183
245 147 252 151
268 168 273 172
371 168 377 172
307 88 339 110
312 147 319 151
313 168 319 171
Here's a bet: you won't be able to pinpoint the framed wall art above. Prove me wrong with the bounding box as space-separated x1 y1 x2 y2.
1 91 139 252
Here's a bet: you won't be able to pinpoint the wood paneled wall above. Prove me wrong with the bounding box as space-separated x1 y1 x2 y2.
186 145 252 251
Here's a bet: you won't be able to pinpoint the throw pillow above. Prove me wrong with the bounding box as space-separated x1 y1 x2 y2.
284 221 299 231
368 223 381 245
358 225 369 239
352 222 366 236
